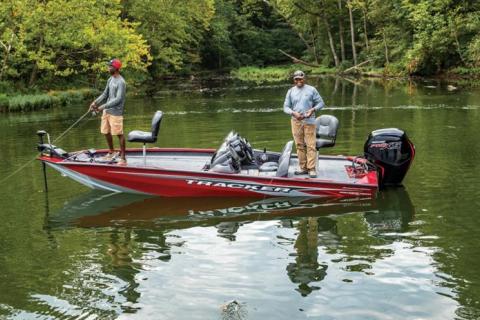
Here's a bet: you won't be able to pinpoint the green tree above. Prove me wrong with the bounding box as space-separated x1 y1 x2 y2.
124 0 215 78
201 0 303 70
401 0 480 74
0 0 150 87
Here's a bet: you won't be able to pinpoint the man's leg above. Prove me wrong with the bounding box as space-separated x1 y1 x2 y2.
110 115 125 163
291 118 307 172
118 134 126 160
101 113 115 155
104 133 114 153
304 124 317 174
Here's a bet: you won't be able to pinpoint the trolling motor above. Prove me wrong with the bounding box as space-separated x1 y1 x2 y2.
364 128 415 188
37 130 68 158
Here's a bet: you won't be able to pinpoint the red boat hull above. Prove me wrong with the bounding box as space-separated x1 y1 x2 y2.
40 148 378 198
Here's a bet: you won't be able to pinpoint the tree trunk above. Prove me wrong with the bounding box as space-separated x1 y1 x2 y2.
278 49 321 67
274 5 315 59
337 0 346 63
0 33 14 81
347 0 357 65
311 21 319 64
362 9 369 50
383 29 389 65
324 19 340 68
29 32 44 87
293 2 339 67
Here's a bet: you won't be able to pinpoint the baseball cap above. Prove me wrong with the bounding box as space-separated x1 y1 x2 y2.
293 70 305 79
108 58 122 70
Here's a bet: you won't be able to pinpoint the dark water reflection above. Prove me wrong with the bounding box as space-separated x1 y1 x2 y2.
0 76 479 319
41 188 416 318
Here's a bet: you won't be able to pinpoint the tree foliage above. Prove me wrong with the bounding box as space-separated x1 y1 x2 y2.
1 0 480 88
271 0 480 75
124 0 215 78
0 0 150 87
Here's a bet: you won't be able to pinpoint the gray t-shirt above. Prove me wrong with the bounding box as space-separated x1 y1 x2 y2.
94 75 126 116
283 84 325 124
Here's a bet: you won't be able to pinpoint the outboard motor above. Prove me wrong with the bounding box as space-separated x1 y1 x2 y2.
364 128 415 188
208 131 255 173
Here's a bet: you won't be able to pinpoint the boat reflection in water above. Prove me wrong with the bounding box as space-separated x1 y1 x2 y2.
48 193 376 231
47 188 414 300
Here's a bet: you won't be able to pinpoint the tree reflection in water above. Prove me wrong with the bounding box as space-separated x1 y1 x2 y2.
47 188 413 309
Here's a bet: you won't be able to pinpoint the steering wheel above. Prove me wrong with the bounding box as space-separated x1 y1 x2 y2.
239 138 253 163
228 145 241 163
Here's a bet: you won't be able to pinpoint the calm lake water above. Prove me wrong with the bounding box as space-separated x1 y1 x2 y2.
0 77 479 319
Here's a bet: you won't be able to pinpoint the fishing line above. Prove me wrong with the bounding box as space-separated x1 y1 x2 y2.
52 110 91 143
0 110 93 184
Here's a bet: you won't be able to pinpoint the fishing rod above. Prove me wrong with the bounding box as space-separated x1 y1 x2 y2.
0 109 93 186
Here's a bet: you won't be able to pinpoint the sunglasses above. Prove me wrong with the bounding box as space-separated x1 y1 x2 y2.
294 78 304 81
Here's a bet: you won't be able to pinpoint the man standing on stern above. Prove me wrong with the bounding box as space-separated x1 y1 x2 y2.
89 58 127 165
283 70 325 178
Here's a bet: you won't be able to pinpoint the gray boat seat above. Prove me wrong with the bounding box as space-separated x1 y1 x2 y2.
258 140 293 177
127 111 163 165
128 111 163 144
315 115 339 149
258 161 278 172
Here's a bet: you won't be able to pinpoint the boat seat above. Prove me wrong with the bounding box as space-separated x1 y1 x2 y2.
258 141 293 177
276 141 293 177
127 111 163 165
128 111 163 143
258 161 278 172
315 115 339 149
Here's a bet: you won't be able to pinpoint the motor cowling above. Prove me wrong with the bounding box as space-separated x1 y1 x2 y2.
364 128 415 188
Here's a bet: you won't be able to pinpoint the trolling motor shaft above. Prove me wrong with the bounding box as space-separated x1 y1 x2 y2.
37 130 49 192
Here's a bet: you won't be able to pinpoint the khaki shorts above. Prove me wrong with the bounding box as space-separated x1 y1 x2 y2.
101 112 124 135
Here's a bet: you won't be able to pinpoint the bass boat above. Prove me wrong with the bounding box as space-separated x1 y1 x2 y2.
37 111 415 198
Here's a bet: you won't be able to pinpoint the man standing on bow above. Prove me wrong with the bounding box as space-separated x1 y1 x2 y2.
283 70 325 178
89 58 127 165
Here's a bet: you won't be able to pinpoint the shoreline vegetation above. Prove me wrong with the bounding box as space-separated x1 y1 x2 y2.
231 64 480 83
3 1 480 113
3 64 480 113
0 89 98 113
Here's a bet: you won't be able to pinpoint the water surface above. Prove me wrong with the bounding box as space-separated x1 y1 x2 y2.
0 77 479 319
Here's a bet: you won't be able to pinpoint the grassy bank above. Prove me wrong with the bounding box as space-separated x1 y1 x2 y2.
231 65 336 83
0 88 98 113
231 64 480 83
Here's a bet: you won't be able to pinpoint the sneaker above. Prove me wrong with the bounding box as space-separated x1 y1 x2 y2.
294 169 308 175
118 158 127 166
101 151 118 161
308 170 317 178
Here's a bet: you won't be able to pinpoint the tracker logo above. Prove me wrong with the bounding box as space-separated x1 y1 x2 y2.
185 179 293 193
191 201 298 215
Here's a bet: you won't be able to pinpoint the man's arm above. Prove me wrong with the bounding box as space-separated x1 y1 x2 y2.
283 89 293 115
89 79 110 111
284 89 304 120
94 79 110 105
304 87 325 118
312 88 325 111
98 80 126 111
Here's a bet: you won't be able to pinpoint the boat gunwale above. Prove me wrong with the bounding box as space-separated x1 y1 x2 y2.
39 148 378 190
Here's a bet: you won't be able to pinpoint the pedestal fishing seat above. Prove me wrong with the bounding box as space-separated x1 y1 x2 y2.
127 111 163 165
315 115 339 150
